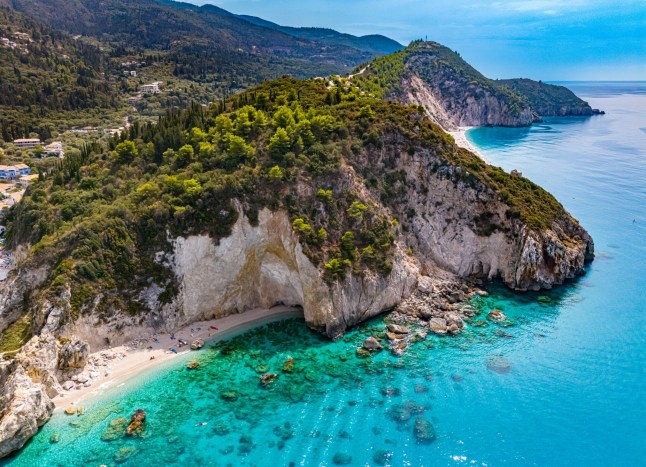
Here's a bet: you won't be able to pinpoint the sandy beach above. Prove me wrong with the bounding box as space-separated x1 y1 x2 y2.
448 127 488 162
54 305 303 410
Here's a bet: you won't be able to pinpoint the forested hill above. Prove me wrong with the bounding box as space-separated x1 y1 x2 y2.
0 7 119 140
350 41 593 128
6 0 384 71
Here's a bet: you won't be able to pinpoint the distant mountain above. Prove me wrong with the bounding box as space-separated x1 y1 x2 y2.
237 15 403 55
350 41 592 129
7 0 392 72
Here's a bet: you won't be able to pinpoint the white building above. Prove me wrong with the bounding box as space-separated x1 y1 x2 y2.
13 138 42 149
141 82 161 94
44 142 64 157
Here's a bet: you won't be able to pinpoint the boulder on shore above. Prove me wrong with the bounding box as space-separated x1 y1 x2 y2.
429 317 448 335
190 339 204 350
58 339 90 371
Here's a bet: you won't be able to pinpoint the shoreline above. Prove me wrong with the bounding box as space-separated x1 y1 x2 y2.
54 305 303 410
448 126 489 162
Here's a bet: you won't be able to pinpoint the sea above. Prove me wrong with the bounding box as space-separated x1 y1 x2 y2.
3 82 645 467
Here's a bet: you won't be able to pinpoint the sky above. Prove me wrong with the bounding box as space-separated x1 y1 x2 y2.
184 0 646 81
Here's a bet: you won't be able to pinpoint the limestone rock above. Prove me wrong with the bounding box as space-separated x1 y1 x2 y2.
386 324 409 335
487 309 507 321
126 409 146 436
0 360 54 458
429 318 448 335
190 339 204 350
186 360 199 370
101 417 127 441
58 339 90 371
362 336 383 351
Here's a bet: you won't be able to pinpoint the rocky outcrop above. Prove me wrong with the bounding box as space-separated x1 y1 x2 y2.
370 145 594 291
0 333 94 458
0 359 54 458
58 339 90 372
167 207 419 339
391 42 539 130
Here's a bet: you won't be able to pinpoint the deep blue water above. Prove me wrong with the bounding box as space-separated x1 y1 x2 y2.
4 82 646 466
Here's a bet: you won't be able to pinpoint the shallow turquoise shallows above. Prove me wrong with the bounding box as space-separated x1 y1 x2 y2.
4 82 646 467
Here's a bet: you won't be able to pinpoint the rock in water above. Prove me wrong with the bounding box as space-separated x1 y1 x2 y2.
187 360 199 370
282 356 294 373
332 452 353 465
190 339 204 350
373 450 393 466
362 336 383 351
486 356 511 374
487 309 507 321
49 434 60 444
429 317 448 335
386 324 410 335
413 416 437 444
64 407 76 415
126 409 146 436
260 373 279 386
58 340 90 370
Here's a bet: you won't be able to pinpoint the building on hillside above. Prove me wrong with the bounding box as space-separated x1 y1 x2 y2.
128 96 140 105
18 174 39 188
141 82 161 94
0 165 31 180
12 138 42 149
44 142 64 157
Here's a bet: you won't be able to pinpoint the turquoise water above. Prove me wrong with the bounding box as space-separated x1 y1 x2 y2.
4 82 646 466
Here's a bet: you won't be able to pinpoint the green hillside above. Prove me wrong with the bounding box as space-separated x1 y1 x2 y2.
0 7 121 141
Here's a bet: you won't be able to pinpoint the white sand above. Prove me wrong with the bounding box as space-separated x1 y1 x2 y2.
448 127 489 162
54 305 303 410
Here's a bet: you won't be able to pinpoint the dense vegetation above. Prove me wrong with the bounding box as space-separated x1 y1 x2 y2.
5 77 567 326
498 78 592 115
0 8 121 140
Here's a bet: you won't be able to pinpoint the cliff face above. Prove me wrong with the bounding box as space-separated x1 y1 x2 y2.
399 54 538 129
166 207 419 340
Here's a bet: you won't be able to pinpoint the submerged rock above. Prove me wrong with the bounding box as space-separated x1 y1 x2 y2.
332 452 353 465
126 409 146 436
49 434 60 444
373 450 393 465
220 390 239 402
114 446 137 464
101 417 127 442
413 416 436 444
486 356 511 374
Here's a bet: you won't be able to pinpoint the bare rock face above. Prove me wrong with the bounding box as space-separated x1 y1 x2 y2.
0 340 58 458
167 208 419 340
58 339 90 372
